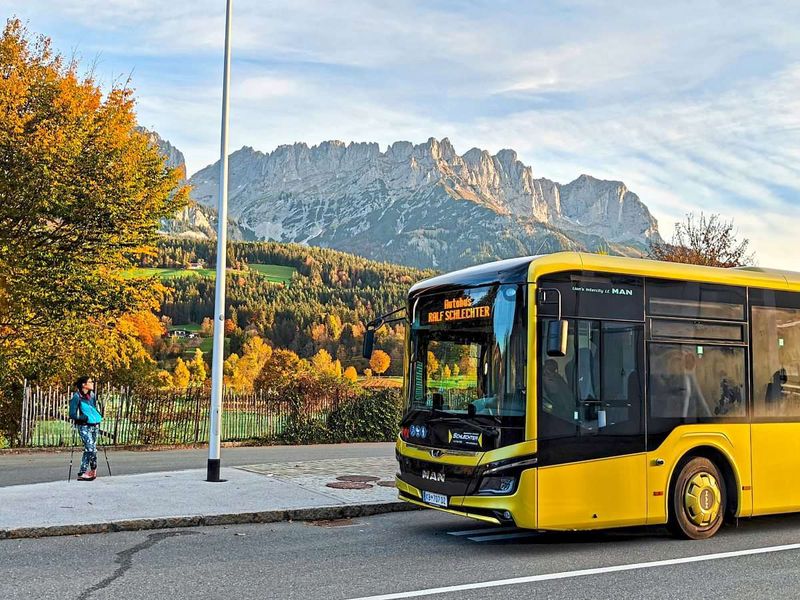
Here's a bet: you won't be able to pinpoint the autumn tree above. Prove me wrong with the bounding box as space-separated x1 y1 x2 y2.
370 350 391 377
0 19 187 389
223 353 239 386
226 336 272 393
458 355 476 377
173 358 191 389
200 317 214 336
343 366 358 383
256 348 307 390
155 370 173 389
311 348 337 377
648 212 755 267
117 311 166 351
326 314 343 341
223 319 237 335
427 351 440 378
188 348 207 385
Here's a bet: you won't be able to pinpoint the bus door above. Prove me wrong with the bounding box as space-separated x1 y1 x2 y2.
750 290 800 514
536 318 648 529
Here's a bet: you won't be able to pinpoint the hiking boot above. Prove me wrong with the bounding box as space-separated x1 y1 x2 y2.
78 470 96 481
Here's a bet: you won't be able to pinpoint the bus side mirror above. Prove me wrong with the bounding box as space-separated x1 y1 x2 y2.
546 320 568 357
362 328 375 359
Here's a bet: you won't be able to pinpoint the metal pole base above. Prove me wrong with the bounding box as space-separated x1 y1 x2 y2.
206 458 225 482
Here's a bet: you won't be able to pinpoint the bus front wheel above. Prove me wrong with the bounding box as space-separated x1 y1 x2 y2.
668 457 726 540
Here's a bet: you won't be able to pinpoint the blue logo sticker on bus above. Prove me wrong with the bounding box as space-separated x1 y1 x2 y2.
410 425 428 439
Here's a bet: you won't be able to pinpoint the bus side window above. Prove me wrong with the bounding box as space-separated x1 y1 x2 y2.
648 344 746 420
752 292 800 418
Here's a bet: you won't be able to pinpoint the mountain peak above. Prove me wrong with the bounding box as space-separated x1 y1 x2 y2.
495 148 518 164
181 136 661 270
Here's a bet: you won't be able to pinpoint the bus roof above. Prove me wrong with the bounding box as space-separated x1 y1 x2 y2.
410 252 800 295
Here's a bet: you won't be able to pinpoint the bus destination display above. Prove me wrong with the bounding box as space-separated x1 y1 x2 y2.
425 296 491 324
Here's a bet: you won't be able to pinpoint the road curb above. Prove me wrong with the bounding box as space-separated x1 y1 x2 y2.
0 501 422 540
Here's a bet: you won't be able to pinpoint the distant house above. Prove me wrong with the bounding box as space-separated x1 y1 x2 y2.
187 260 205 270
171 330 198 339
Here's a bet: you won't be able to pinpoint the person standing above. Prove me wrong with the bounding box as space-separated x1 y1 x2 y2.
69 376 102 481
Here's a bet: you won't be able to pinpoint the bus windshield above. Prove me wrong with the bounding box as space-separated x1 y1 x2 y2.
408 284 526 421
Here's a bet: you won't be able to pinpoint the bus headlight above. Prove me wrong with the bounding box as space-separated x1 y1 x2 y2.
477 476 516 495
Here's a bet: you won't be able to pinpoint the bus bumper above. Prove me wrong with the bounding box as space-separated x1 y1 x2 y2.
395 469 538 529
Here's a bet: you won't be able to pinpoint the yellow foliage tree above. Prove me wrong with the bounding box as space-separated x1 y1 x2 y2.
326 314 343 341
173 358 190 389
427 351 440 378
155 370 173 389
256 348 307 390
228 336 272 393
343 366 358 383
370 350 391 377
311 348 337 377
188 348 207 385
458 355 475 377
223 353 239 387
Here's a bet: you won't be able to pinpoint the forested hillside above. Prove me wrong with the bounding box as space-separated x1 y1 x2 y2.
138 239 434 378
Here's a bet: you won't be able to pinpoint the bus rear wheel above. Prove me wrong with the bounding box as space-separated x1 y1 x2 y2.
668 457 725 540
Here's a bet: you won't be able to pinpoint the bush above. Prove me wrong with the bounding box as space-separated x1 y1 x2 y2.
277 382 333 444
277 377 402 444
327 388 402 443
0 382 24 447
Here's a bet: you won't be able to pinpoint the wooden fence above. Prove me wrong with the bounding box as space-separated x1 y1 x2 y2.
17 384 349 448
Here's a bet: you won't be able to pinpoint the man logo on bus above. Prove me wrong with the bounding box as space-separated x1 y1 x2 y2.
422 470 445 482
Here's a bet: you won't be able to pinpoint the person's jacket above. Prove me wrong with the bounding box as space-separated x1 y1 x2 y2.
69 391 98 425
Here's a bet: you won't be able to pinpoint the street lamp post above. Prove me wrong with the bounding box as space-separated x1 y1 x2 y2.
207 0 233 483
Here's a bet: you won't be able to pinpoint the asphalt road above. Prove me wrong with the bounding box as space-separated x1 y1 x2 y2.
3 509 800 600
0 443 395 486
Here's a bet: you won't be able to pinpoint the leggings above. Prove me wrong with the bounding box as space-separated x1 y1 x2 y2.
77 424 98 474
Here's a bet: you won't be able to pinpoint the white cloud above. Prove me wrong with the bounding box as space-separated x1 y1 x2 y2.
5 0 800 268
235 76 300 100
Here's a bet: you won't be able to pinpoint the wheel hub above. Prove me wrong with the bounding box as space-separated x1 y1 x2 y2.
684 472 721 527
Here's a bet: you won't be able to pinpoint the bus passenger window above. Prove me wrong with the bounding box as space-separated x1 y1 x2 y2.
649 344 746 420
752 302 800 418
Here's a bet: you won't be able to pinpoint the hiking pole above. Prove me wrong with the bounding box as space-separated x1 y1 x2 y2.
97 385 112 477
67 426 77 482
100 429 112 477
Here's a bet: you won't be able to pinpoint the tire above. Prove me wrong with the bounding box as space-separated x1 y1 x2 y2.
668 457 726 540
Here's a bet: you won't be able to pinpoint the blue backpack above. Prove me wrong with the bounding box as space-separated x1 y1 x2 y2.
79 399 103 425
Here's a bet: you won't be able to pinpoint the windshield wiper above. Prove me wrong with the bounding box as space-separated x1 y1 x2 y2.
425 414 502 437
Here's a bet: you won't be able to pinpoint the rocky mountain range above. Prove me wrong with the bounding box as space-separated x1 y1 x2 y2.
156 133 661 270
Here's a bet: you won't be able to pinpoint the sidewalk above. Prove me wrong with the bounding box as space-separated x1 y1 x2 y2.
0 456 418 539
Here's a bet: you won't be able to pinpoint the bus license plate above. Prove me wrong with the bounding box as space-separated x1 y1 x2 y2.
422 491 448 508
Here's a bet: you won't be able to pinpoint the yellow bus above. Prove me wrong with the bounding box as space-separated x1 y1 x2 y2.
365 252 800 539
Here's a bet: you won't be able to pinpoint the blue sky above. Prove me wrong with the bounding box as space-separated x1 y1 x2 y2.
5 1 800 268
